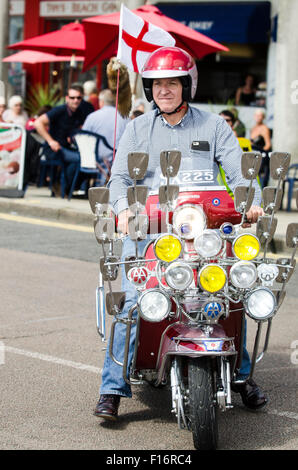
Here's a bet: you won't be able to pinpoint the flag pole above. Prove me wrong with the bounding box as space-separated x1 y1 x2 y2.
112 66 120 162
112 3 124 162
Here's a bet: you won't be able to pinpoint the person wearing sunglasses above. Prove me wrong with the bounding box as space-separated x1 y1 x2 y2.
34 84 94 195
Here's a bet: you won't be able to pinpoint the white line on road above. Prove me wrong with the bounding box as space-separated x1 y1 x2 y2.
268 410 298 421
4 346 102 375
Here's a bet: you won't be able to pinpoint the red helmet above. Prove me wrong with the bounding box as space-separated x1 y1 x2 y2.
141 46 198 102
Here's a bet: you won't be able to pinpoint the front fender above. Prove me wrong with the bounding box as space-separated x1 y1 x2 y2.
155 322 236 385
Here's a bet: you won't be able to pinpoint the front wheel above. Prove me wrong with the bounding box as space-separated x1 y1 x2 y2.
188 357 218 450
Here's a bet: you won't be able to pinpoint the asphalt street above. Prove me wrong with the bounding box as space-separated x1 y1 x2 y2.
0 215 297 451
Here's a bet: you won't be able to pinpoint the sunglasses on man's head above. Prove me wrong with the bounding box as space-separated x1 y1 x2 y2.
68 96 82 100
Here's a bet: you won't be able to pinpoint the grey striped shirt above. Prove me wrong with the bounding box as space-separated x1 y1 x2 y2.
108 105 261 214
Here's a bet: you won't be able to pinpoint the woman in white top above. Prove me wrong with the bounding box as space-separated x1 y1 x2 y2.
3 95 28 127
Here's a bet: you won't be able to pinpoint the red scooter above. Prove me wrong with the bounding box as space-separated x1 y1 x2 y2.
89 150 297 450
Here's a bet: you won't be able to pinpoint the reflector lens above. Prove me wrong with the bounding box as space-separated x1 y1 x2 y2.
245 288 277 320
199 265 226 293
154 235 182 262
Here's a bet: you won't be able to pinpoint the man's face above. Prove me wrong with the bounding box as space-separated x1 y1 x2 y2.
152 77 183 114
66 88 83 112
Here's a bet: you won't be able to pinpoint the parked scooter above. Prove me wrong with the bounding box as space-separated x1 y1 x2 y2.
88 150 297 450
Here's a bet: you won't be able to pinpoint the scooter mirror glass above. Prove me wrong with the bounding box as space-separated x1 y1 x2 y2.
88 187 110 214
100 256 119 281
127 185 148 212
127 152 149 180
262 187 283 213
234 186 255 213
269 152 291 180
93 217 115 243
286 223 298 248
241 152 262 180
160 150 181 178
128 214 149 240
256 216 277 244
105 291 126 316
158 184 179 206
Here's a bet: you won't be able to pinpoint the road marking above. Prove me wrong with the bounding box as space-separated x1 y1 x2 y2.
268 410 298 421
4 346 102 374
0 213 93 233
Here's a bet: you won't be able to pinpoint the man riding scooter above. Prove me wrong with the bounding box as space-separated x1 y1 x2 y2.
94 46 267 421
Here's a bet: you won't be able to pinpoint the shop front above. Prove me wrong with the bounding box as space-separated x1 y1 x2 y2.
156 1 272 136
8 0 121 101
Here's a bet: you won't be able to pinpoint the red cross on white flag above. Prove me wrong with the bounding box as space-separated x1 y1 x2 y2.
117 4 176 73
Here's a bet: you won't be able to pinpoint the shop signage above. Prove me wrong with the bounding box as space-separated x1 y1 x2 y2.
10 1 25 16
40 1 120 17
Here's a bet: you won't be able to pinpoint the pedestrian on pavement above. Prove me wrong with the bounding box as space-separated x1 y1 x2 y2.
34 84 93 194
3 95 28 127
82 89 129 184
93 46 267 422
0 96 6 122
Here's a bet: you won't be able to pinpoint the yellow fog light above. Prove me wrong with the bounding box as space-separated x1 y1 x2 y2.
199 264 226 293
154 234 182 262
232 234 260 261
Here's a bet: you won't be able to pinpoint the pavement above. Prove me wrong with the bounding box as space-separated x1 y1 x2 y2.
0 185 297 254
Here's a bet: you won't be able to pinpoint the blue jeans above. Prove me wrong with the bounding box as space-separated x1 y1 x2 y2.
100 237 251 397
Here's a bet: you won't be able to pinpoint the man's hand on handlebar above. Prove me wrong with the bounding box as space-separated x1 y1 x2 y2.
243 205 264 228
117 208 134 236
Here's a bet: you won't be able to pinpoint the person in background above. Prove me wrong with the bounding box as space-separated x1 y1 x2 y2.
250 109 272 187
0 97 6 122
82 89 129 185
230 107 246 137
235 74 257 106
3 95 28 127
34 84 93 194
83 80 99 111
219 110 237 136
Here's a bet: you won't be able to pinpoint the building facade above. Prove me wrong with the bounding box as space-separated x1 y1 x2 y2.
2 0 298 161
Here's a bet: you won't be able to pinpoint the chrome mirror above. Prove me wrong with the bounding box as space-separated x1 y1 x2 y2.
262 187 283 214
106 292 126 316
88 187 110 214
127 185 148 212
241 152 262 180
159 184 179 207
100 256 119 281
286 223 298 248
234 186 255 213
160 150 181 178
128 214 149 241
270 152 291 180
256 215 277 245
94 217 115 243
127 152 149 180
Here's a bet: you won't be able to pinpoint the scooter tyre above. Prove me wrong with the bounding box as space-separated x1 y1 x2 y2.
188 357 218 450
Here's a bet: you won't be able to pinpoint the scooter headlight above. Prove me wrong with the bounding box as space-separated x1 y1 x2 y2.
165 261 193 290
232 234 260 261
244 287 277 321
230 261 257 289
173 204 205 240
138 289 171 322
194 229 222 258
199 264 227 293
154 234 182 262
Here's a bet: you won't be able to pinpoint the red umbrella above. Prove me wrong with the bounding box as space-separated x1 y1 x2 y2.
7 22 85 55
3 50 84 64
82 4 229 70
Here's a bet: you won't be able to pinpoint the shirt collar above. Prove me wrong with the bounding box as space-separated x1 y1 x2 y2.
158 105 191 128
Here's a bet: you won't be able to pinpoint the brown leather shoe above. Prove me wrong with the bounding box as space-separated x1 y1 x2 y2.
93 394 120 421
232 378 268 410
